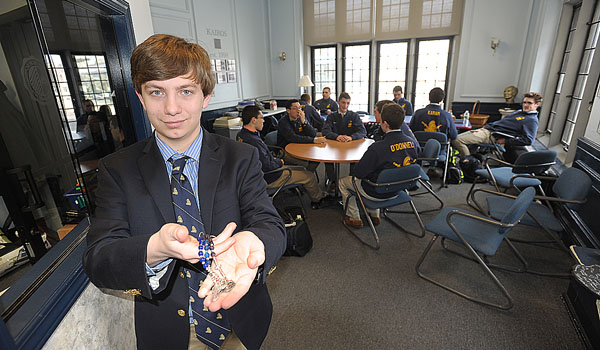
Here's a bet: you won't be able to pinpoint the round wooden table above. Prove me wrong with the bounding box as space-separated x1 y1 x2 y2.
284 138 374 163
285 139 375 196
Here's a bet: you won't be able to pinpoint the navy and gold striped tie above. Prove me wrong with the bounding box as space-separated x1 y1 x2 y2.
170 156 231 349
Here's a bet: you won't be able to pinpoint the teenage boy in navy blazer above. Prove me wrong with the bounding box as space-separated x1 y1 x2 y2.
237 105 326 209
83 34 285 350
322 92 367 192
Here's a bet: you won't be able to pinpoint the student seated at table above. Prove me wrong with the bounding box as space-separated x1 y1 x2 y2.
313 87 338 115
392 85 413 116
338 103 418 228
277 99 326 172
372 100 420 154
300 93 324 131
237 105 327 209
410 87 457 142
452 92 542 156
322 92 367 192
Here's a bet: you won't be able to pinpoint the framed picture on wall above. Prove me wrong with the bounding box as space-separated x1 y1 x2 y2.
226 71 236 83
216 72 227 84
226 59 236 71
214 59 225 71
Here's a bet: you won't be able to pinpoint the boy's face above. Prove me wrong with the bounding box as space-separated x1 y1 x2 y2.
253 112 265 131
522 97 540 113
322 89 330 99
287 102 301 120
374 107 382 123
338 97 350 114
393 90 403 100
136 75 211 151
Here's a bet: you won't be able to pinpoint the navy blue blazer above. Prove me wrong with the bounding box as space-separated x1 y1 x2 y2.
83 131 286 350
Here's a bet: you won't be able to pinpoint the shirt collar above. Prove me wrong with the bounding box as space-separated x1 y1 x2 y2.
155 129 203 164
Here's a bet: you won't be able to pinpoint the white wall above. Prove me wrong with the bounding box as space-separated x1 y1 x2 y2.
138 0 278 110
234 0 271 99
127 0 154 44
268 0 304 99
453 0 562 103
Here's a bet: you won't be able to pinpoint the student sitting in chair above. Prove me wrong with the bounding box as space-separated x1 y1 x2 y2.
322 92 368 192
237 105 326 209
372 100 420 154
338 103 418 228
276 99 326 172
300 93 324 131
452 92 542 156
410 87 457 142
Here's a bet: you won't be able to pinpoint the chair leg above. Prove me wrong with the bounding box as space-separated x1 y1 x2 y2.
382 198 426 238
440 237 529 273
416 234 514 310
390 179 444 214
441 147 450 188
294 187 307 218
466 177 486 213
341 193 380 250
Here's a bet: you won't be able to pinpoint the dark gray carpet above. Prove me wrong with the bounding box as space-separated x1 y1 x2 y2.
263 171 585 349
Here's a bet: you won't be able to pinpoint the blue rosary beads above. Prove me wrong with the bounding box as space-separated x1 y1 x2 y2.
197 233 236 301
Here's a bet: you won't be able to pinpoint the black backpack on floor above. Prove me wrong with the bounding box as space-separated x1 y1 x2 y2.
279 206 313 257
459 154 487 183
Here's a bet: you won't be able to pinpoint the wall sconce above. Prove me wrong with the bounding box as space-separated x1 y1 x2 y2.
279 52 287 61
491 38 499 54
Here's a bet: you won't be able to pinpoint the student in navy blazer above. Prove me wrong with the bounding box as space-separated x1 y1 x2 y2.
83 34 285 350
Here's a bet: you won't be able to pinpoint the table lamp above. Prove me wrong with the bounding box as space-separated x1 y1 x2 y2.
297 75 314 94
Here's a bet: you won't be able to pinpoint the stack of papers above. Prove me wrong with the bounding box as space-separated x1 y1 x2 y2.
214 116 242 128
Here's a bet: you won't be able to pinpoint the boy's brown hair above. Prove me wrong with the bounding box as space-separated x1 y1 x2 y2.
524 92 543 104
131 34 215 96
381 103 406 130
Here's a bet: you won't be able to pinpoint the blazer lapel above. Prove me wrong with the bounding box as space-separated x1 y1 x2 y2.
198 131 221 233
138 137 174 223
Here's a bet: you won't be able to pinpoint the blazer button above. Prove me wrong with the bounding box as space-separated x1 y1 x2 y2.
179 272 185 278
178 309 186 317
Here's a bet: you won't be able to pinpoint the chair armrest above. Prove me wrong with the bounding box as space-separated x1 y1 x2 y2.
362 174 421 187
446 209 512 228
264 167 292 198
491 131 515 139
267 145 285 158
483 156 513 168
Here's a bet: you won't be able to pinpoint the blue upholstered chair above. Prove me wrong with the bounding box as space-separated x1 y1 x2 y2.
342 164 428 250
414 131 451 188
466 150 557 213
264 130 284 159
416 187 536 310
472 167 592 276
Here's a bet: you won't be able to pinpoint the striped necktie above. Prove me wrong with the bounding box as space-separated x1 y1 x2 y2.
169 156 231 349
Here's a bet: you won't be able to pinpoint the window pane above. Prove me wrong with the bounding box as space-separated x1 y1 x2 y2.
414 39 450 110
343 44 370 112
377 41 408 103
312 46 337 100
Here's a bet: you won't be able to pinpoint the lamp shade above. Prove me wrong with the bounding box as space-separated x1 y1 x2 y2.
297 75 314 87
